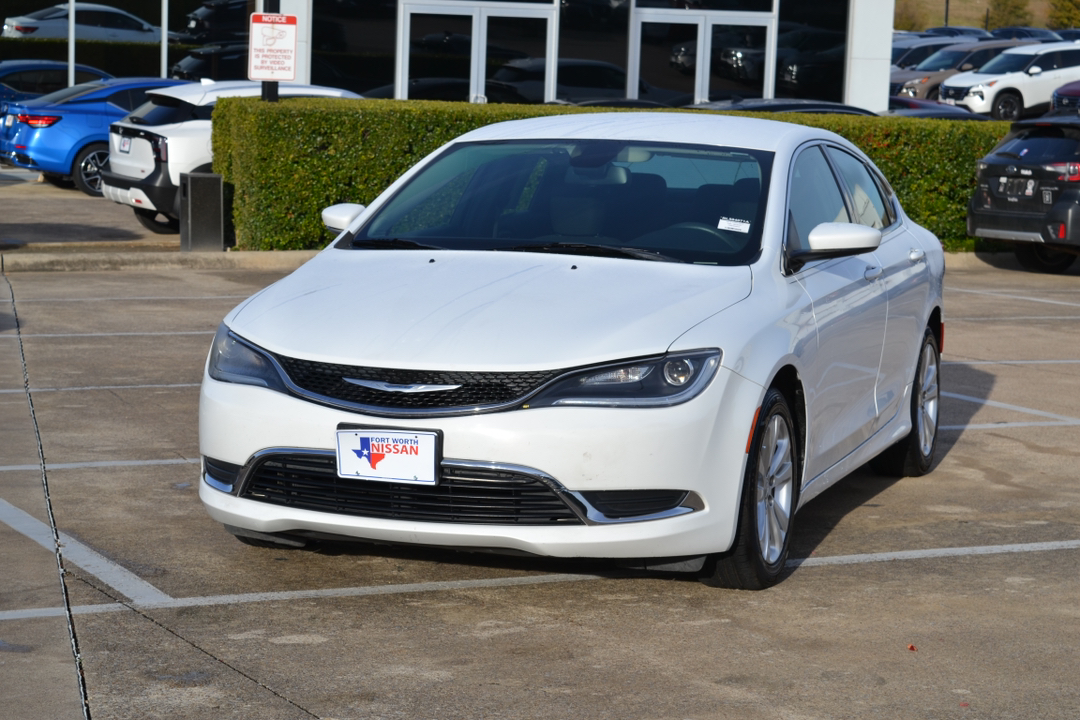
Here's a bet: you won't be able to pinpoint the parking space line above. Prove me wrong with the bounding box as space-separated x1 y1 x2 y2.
789 539 1080 568
0 498 172 604
948 287 1080 309
948 315 1080 322
16 295 250 303
942 391 1080 423
0 383 200 395
0 458 198 473
943 360 1080 365
0 331 215 339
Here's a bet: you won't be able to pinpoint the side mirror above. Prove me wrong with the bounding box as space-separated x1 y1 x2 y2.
322 203 367 232
807 222 882 254
1028 65 1043 75
959 62 974 71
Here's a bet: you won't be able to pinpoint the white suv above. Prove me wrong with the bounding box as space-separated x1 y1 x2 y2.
101 80 361 233
940 41 1080 120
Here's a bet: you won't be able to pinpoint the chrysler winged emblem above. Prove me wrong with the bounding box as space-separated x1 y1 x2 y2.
344 378 462 393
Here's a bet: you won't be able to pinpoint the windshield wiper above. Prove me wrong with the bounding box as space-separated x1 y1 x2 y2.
497 242 684 263
994 152 1022 159
349 237 443 250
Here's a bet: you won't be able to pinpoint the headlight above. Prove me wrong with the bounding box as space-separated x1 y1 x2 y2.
207 324 288 392
525 350 721 408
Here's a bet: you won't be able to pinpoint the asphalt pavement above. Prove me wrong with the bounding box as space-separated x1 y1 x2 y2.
3 163 1080 720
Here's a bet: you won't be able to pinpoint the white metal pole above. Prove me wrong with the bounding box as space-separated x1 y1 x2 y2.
161 0 169 77
68 1 76 86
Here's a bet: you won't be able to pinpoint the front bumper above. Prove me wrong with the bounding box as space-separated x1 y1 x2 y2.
198 364 765 559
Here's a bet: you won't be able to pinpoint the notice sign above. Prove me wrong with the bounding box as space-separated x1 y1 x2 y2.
248 14 297 82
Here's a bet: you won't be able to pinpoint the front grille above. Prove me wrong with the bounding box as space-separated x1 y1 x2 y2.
579 490 688 519
941 85 968 101
1053 93 1079 110
274 355 561 412
240 453 584 525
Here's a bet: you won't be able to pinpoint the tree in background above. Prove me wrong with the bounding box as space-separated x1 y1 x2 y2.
894 0 927 31
1049 0 1080 28
989 0 1034 27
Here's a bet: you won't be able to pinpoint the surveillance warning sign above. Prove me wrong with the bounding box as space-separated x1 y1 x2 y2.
249 14 297 82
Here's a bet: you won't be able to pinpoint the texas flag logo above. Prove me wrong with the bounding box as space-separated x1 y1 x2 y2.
352 437 385 469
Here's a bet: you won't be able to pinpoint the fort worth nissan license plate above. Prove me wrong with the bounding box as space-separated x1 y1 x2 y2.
335 428 438 484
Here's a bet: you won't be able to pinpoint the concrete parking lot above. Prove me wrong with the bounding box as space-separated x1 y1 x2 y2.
2 167 1080 719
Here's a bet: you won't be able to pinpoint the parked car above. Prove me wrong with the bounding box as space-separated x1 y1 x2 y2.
0 77 188 195
1050 78 1080 112
940 41 1080 120
100 81 361 233
968 115 1080 273
172 0 248 45
0 58 111 110
490 58 685 105
1056 29 1080 41
693 97 877 115
891 36 963 70
169 43 368 93
198 112 945 590
990 26 1064 43
890 40 1032 100
2 3 164 43
923 26 993 39
885 95 990 119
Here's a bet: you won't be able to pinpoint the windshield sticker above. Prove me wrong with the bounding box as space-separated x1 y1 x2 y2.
717 217 751 233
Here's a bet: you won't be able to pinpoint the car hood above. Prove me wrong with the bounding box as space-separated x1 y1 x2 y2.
226 249 753 371
891 68 954 83
944 69 1010 86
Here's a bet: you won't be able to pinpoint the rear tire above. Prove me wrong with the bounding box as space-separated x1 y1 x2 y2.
871 328 940 477
701 388 798 590
132 207 180 235
72 142 108 197
1014 244 1077 274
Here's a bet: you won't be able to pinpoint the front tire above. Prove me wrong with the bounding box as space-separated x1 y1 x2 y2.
132 207 180 234
72 142 108 196
991 91 1022 121
701 388 798 590
1014 244 1077 274
871 328 940 477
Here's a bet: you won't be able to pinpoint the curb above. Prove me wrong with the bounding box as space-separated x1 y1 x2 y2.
1 250 320 273
0 248 1018 273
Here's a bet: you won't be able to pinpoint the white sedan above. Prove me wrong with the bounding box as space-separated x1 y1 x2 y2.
2 3 162 43
199 112 944 590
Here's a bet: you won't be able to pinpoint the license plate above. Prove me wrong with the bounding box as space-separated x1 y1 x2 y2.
943 98 955 105
119 136 131 153
336 428 438 484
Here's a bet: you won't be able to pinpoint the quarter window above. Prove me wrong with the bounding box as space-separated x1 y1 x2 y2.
825 147 891 229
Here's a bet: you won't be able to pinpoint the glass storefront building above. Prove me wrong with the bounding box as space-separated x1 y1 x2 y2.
256 0 889 110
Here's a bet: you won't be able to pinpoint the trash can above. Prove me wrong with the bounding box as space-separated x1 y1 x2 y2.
180 172 234 251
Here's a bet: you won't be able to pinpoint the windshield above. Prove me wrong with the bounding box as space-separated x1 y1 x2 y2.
976 52 1032 75
125 95 211 125
915 49 968 72
349 140 772 266
35 81 107 105
992 128 1080 161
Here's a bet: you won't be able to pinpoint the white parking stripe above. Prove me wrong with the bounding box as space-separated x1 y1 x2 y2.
942 391 1080 423
0 459 198 473
16 295 249 303
0 331 215 339
0 499 172 604
789 539 1080 568
948 287 1080 309
0 383 200 395
1 537 1078 622
942 360 1080 365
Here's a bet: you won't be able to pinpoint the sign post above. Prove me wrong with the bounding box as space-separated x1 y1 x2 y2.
249 7 296 102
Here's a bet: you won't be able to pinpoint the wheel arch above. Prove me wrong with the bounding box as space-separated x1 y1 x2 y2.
68 137 108 175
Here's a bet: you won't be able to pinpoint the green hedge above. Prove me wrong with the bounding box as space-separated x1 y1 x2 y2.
212 98 1010 252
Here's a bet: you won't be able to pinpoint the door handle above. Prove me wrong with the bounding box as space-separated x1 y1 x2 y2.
909 248 926 263
864 265 883 281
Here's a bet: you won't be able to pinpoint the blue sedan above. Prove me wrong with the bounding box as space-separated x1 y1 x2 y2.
1 76 188 195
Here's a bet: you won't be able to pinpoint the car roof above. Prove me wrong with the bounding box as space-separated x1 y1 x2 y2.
144 80 361 105
892 36 960 49
35 2 133 12
1009 115 1080 130
936 39 1035 52
453 111 844 155
0 59 107 73
999 39 1080 54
